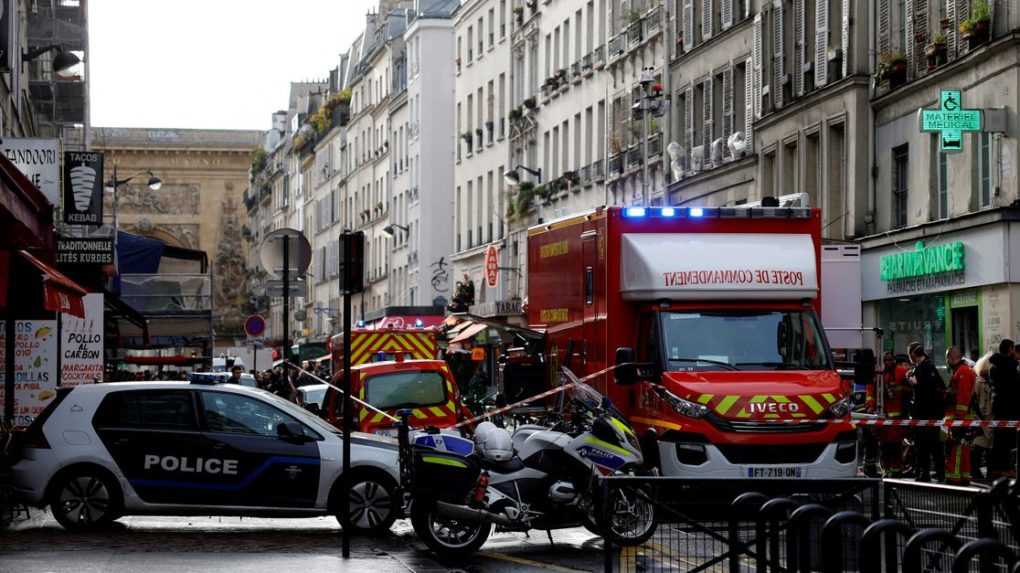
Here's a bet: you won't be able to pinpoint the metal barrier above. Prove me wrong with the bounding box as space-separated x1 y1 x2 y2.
600 477 1020 572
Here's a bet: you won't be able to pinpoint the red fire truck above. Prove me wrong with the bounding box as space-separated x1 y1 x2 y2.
527 205 857 478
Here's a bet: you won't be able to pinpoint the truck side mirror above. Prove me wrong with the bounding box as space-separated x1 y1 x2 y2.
615 347 638 386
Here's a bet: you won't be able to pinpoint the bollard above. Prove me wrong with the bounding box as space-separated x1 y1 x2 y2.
787 504 832 573
859 518 914 573
952 538 1016 573
757 497 798 573
730 492 767 573
903 528 962 573
820 511 871 573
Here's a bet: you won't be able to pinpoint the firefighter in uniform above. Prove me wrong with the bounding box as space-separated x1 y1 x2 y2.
945 346 977 485
868 352 910 477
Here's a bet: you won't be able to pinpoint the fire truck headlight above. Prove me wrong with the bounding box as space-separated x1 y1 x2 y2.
660 388 710 419
827 398 851 419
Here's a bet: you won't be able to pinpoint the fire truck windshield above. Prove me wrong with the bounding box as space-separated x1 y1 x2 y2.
660 310 832 372
364 371 447 410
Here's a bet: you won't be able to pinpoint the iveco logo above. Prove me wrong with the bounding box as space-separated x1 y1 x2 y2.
748 402 800 414
144 454 239 475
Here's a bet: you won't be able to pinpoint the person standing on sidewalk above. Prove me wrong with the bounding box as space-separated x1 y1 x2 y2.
945 347 977 485
870 351 910 477
988 339 1020 479
971 352 996 481
908 342 946 482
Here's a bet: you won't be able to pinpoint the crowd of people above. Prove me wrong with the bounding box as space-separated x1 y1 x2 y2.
863 339 1020 485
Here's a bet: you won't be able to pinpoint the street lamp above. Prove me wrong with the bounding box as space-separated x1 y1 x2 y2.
104 167 163 246
22 44 81 75
382 223 409 238
503 165 543 187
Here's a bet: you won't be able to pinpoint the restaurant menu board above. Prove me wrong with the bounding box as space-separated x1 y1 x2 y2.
0 320 58 427
61 294 104 387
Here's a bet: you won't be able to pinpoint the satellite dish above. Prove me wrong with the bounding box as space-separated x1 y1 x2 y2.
260 228 312 278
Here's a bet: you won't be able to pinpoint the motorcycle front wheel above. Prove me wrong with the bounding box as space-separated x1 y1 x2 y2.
592 486 657 546
410 503 492 561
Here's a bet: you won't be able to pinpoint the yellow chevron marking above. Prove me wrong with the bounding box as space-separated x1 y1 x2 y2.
697 394 714 405
750 395 767 403
716 395 739 416
800 395 825 415
358 408 368 422
371 411 386 424
411 409 428 420
446 401 456 413
429 406 446 418
822 393 837 404
771 395 791 403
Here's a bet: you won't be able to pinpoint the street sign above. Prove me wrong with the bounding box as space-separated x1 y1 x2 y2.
919 89 982 152
259 228 312 278
485 245 499 288
56 237 114 265
266 279 306 298
244 315 266 338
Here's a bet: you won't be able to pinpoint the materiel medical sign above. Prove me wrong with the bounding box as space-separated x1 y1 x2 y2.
919 90 982 152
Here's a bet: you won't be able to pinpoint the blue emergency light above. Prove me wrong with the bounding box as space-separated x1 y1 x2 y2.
689 207 705 217
660 207 676 217
624 206 647 217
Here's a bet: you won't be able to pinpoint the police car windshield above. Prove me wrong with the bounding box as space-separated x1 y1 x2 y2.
661 310 832 371
247 387 342 435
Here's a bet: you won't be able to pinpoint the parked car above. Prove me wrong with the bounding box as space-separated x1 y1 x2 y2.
189 371 257 388
296 383 329 414
11 381 401 534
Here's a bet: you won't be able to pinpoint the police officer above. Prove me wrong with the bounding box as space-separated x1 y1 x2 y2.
907 342 946 483
945 346 976 485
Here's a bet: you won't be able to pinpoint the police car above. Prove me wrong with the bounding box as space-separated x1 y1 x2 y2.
11 381 401 534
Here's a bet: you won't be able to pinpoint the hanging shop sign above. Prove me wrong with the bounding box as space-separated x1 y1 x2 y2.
0 138 60 205
62 151 104 225
56 237 114 265
919 90 982 152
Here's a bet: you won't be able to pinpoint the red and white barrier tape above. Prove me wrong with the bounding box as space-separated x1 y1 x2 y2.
748 417 1020 428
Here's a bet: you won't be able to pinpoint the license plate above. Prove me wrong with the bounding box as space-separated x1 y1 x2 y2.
374 428 398 438
746 466 804 478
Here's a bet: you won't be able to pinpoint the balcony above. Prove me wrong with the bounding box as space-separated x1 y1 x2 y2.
627 145 643 167
609 34 626 59
627 21 643 46
644 6 662 39
120 274 212 314
648 132 663 157
571 61 582 83
593 46 606 69
582 53 593 76
592 159 605 181
609 153 623 174
579 164 591 185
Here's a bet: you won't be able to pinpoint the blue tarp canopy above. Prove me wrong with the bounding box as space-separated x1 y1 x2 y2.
117 231 165 274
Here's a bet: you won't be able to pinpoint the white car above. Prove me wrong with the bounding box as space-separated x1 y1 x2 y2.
11 381 401 534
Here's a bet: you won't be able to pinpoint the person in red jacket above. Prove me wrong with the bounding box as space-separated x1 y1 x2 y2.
945 346 977 485
869 351 910 477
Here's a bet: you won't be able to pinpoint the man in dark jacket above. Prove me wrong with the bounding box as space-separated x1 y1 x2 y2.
988 339 1019 478
907 342 945 482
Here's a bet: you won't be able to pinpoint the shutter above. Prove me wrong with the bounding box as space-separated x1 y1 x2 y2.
753 13 763 118
722 0 734 30
794 0 805 96
946 0 957 60
722 65 734 158
878 0 891 53
685 85 695 156
913 0 928 74
744 57 755 152
683 0 695 51
703 77 714 164
703 0 714 40
774 0 785 109
842 0 851 78
815 0 829 86
904 0 914 79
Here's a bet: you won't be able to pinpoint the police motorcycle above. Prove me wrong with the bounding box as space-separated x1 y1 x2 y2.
398 370 657 560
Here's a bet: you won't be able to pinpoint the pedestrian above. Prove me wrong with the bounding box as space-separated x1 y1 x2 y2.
971 352 996 481
907 342 946 482
988 339 1020 479
873 351 910 477
945 346 977 485
228 365 244 385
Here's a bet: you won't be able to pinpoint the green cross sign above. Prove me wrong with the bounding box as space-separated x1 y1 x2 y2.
919 90 982 152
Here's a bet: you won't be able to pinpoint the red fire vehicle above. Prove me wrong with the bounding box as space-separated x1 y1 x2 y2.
527 205 857 478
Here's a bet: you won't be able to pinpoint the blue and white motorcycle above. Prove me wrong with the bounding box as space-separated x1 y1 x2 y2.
403 378 657 560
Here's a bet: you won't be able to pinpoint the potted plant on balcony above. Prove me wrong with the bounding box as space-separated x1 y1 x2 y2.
526 0 538 14
876 51 908 88
925 33 947 69
508 107 523 123
523 96 538 110
515 181 536 215
960 0 991 50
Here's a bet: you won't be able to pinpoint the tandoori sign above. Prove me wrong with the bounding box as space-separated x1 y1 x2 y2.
919 90 982 152
880 241 965 282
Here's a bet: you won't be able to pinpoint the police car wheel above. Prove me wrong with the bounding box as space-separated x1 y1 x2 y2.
339 473 397 535
50 468 121 531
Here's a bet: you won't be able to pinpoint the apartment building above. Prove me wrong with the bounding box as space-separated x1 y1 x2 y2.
861 0 1020 362
452 0 514 313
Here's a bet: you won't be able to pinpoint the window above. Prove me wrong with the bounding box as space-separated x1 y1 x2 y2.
201 392 314 438
978 133 993 208
364 371 447 410
489 8 495 48
95 390 197 431
762 149 776 198
892 144 909 228
500 0 507 37
783 139 798 193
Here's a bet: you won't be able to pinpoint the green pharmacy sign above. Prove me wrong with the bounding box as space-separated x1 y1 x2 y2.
919 90 982 152
880 241 965 281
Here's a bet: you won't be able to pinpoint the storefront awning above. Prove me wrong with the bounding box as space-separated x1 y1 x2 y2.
449 322 488 344
5 250 89 318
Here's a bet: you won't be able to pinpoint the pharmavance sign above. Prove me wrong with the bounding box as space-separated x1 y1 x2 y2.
880 241 965 282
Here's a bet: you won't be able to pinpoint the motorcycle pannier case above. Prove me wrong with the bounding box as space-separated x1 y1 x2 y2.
411 445 481 503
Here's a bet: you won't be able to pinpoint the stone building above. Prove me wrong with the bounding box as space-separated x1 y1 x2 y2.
91 127 262 345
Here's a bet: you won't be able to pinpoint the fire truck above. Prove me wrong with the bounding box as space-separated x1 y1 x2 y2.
329 328 439 366
527 205 857 478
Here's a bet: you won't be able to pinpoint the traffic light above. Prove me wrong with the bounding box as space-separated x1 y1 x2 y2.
339 231 365 295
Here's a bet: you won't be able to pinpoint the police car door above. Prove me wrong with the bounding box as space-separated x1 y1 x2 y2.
196 390 321 508
92 389 207 505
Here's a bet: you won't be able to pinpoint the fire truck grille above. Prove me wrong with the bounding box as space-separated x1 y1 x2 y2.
716 444 827 465
709 416 828 434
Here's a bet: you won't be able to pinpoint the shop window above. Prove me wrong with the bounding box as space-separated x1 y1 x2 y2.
891 144 909 229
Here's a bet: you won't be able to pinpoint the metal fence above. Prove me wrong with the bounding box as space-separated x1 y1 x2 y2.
600 477 1020 573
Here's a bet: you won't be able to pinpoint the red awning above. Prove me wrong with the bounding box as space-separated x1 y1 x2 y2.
17 250 88 318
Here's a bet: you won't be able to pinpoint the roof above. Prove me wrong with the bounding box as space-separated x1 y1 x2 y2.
90 127 263 150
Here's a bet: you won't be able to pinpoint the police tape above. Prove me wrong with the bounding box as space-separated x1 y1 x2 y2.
285 361 400 423
450 363 626 430
752 417 1020 428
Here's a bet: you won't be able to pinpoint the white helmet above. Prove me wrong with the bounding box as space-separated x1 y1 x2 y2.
473 421 514 462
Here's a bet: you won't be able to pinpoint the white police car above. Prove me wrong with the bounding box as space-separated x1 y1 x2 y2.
11 381 401 534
